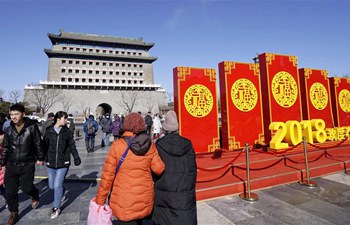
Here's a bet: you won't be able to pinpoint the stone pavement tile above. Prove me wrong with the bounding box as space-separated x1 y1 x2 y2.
323 172 350 186
197 202 233 225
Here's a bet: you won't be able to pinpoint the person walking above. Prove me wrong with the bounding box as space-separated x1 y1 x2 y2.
99 113 113 146
67 114 75 136
0 103 46 225
0 118 7 209
41 112 55 138
83 115 98 152
111 115 122 140
152 110 197 225
95 112 165 225
144 111 153 136
43 111 81 219
152 114 162 139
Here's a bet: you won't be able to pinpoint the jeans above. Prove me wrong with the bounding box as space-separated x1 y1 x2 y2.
85 135 95 151
103 132 111 146
5 163 39 212
47 167 68 209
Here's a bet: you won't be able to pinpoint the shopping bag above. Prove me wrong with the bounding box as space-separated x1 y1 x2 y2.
87 197 112 225
0 168 4 186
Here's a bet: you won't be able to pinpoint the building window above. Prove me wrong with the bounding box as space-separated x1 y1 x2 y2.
89 49 93 52
61 78 65 82
134 72 137 76
122 80 125 84
83 48 86 52
75 70 79 73
138 53 142 55
116 72 119 75
89 70 93 74
68 78 72 82
121 51 125 54
82 78 86 82
116 80 119 84
75 61 80 64
76 48 80 51
103 50 106 53
128 72 131 76
96 79 99 82
109 71 113 75
89 62 93 65
82 61 86 65
133 64 137 67
82 70 86 74
75 78 79 82
68 69 72 73
69 47 74 51
127 52 131 55
69 61 73 64
61 69 66 73
96 71 99 74
140 81 143 84
103 62 106 66
102 79 106 83
116 63 119 67
128 80 131 84
62 47 67 50
122 72 125 75
133 52 137 55
102 71 106 75
128 64 131 67
139 65 143 68
109 80 113 83
89 79 92 83
96 62 99 66
140 73 143 76
116 51 119 54
122 64 125 67
109 50 113 53
96 49 100 53
62 60 66 64
134 80 137 84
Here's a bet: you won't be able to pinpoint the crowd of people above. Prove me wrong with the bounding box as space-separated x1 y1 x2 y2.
0 104 198 225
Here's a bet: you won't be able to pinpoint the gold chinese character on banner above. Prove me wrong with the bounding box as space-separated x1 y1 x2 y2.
310 82 328 110
231 78 258 112
271 71 298 108
184 84 213 118
339 89 350 113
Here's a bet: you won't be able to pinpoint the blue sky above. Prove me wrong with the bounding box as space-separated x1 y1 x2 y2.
1 0 349 101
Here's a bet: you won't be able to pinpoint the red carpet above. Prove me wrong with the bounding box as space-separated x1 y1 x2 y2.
195 140 350 201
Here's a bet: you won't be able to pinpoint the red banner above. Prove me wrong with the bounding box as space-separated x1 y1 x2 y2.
173 67 220 153
299 69 334 128
259 53 302 143
219 61 264 149
329 77 350 127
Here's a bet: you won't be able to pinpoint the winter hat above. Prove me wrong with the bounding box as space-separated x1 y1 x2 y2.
123 112 146 134
47 112 55 118
163 110 178 132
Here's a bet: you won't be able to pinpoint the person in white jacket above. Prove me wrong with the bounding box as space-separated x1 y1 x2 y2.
153 114 162 139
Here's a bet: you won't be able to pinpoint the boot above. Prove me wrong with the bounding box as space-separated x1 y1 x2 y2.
6 211 19 225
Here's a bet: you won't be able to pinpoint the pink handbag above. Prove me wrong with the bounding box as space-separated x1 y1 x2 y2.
87 197 112 225
0 169 4 186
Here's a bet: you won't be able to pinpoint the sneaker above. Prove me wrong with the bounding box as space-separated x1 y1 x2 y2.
50 207 61 219
31 197 39 209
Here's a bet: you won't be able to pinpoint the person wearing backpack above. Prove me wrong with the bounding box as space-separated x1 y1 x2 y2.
83 115 98 153
99 113 113 146
144 111 153 136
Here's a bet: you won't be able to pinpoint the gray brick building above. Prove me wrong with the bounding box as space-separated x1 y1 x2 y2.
24 31 167 119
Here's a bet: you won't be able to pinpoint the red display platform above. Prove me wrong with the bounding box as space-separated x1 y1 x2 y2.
299 68 334 128
329 77 350 127
196 140 350 201
218 61 264 149
173 67 220 153
259 53 303 143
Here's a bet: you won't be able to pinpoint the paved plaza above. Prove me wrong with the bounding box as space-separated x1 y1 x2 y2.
0 127 349 225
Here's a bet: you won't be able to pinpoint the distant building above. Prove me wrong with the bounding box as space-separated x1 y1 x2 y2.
24 30 167 118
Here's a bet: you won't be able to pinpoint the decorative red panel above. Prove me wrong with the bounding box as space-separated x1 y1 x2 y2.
329 77 350 127
218 61 264 150
173 67 220 153
299 68 334 128
259 53 302 143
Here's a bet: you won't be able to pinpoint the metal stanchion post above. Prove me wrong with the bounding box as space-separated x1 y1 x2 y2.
299 136 317 187
239 143 259 201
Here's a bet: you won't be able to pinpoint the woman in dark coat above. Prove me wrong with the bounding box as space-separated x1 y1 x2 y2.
152 110 197 225
43 111 81 220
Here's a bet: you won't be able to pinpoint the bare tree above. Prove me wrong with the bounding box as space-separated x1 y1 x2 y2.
61 95 73 113
9 90 22 103
0 89 5 99
145 94 154 112
28 88 62 116
166 91 174 103
117 92 139 113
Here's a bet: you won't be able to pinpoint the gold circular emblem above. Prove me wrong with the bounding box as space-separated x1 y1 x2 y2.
184 84 213 118
309 82 328 110
231 78 258 112
338 89 350 113
271 71 298 108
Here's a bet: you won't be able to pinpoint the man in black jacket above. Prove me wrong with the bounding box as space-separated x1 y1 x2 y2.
153 110 197 225
0 104 46 225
